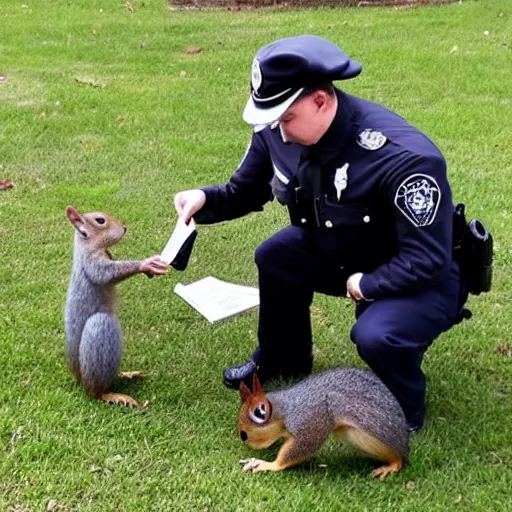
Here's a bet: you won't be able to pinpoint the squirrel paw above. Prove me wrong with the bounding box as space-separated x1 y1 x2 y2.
101 393 139 407
119 371 144 379
371 460 403 481
239 458 276 473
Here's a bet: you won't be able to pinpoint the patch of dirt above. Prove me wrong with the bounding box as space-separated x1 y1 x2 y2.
170 0 459 9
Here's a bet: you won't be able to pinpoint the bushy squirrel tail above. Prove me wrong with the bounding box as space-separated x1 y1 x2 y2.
78 313 123 397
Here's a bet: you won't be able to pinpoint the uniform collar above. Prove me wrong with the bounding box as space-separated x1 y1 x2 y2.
309 89 357 166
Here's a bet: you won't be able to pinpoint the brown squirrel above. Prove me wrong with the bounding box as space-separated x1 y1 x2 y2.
64 206 169 406
238 368 410 480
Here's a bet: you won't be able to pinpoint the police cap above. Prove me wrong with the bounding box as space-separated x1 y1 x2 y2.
243 35 362 130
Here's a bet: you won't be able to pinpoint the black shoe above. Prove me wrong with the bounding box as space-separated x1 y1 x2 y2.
223 360 258 390
223 357 313 391
407 413 425 433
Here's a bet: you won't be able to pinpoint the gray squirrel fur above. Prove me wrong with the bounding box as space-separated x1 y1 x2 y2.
64 206 168 404
238 367 410 476
267 367 410 462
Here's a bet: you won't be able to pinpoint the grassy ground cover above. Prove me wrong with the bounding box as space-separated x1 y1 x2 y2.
1 0 511 509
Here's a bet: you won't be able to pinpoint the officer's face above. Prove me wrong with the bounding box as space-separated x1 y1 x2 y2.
278 91 335 146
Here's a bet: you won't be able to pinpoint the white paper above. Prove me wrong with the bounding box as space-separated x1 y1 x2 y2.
160 218 196 265
174 276 260 323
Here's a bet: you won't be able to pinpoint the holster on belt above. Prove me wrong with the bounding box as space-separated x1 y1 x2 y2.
453 203 493 295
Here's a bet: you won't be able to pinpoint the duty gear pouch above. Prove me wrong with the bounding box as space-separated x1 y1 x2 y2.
453 203 493 295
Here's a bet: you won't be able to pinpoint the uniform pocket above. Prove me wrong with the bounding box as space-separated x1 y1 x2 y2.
318 199 381 270
321 199 374 231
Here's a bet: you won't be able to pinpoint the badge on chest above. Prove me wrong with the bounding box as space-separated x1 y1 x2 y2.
334 163 349 201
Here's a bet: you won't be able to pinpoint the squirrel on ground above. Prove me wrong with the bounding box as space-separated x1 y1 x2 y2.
238 368 410 480
64 206 169 406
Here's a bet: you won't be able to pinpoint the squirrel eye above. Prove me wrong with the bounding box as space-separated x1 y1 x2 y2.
249 403 269 425
95 217 106 225
255 405 266 418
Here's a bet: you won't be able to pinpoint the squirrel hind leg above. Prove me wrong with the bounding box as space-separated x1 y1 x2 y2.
100 393 139 407
370 459 403 481
335 422 405 480
119 371 144 379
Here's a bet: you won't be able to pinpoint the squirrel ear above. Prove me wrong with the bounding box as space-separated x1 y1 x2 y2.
66 206 88 237
66 206 83 226
252 372 264 397
239 381 252 403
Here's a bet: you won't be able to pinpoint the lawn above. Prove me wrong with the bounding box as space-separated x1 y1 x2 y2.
1 0 511 510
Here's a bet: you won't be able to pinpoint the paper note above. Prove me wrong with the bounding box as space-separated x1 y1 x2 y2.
174 276 260 323
160 218 196 265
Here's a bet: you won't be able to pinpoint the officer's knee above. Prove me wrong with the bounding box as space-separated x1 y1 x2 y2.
255 239 273 269
350 321 386 363
255 236 287 269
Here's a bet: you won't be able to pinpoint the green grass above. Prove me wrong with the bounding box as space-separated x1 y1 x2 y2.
1 0 511 510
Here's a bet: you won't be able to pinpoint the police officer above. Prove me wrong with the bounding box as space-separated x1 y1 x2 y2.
174 35 468 431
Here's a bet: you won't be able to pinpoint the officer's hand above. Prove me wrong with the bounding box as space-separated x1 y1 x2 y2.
346 272 367 302
174 189 206 225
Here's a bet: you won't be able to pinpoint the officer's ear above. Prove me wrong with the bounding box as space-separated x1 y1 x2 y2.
312 90 330 113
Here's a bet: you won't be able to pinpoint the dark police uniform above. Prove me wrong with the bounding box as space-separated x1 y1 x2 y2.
193 35 468 429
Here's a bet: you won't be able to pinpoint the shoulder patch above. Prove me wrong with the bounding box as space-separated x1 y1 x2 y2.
394 174 441 227
357 129 387 151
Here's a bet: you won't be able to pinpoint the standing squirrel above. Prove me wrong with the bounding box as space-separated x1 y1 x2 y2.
238 368 410 480
64 206 169 406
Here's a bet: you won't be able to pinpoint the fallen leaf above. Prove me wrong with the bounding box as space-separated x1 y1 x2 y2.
125 1 134 14
142 400 150 408
116 116 125 124
496 344 511 357
455 495 463 504
179 70 187 78
0 179 13 190
47 499 58 511
186 46 203 54
74 76 106 88
405 481 417 490
450 45 458 53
